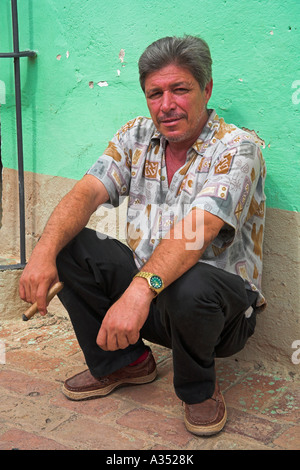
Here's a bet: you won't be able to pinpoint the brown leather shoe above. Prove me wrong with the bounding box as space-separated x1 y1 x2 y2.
62 350 157 401
184 381 227 436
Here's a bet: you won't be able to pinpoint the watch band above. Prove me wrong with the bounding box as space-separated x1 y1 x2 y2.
133 271 164 296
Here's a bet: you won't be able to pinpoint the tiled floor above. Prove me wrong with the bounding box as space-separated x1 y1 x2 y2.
0 313 299 451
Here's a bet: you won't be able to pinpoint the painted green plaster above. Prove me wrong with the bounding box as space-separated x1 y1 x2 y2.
0 0 299 211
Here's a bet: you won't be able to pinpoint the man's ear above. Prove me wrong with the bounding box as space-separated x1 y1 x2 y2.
204 79 213 104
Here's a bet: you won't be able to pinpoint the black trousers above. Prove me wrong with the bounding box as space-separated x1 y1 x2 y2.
56 227 258 404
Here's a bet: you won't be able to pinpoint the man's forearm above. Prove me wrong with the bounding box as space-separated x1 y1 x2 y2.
32 175 109 260
34 191 92 261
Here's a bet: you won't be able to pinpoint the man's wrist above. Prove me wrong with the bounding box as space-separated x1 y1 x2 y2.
31 241 58 265
132 271 164 297
131 276 157 299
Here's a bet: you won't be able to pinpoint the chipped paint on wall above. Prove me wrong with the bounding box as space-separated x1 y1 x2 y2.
119 49 125 63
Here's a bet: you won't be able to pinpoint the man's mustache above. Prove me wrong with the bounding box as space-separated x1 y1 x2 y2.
157 113 187 124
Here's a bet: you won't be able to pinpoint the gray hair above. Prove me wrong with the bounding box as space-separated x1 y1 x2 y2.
138 35 212 92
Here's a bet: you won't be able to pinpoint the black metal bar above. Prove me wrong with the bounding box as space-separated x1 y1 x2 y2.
0 0 37 270
0 263 25 271
11 0 26 266
0 51 36 58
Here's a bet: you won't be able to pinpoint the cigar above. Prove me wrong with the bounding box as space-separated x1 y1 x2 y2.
22 282 64 321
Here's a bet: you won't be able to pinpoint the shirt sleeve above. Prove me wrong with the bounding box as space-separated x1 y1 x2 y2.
190 140 264 246
86 132 131 207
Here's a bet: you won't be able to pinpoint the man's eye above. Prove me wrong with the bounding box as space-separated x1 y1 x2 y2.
174 88 188 94
149 92 162 99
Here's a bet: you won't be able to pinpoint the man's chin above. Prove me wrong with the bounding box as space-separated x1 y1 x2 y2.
162 130 189 143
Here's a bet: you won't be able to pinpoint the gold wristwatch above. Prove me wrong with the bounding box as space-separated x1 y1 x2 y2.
133 271 164 297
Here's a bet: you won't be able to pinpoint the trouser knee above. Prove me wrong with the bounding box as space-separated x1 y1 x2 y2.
156 262 255 355
157 263 224 324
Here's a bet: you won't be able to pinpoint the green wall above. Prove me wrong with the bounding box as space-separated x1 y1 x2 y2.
0 0 299 211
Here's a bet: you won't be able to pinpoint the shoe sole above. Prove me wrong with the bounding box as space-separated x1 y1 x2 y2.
62 367 158 401
184 401 227 436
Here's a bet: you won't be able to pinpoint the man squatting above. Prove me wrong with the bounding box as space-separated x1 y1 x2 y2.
19 35 267 436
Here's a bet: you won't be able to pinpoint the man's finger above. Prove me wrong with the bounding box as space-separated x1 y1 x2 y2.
97 326 108 350
106 333 120 351
19 281 26 302
27 280 37 305
115 334 130 350
38 282 53 314
36 281 57 316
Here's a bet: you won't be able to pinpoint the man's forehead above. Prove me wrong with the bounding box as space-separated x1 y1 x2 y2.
146 79 193 91
144 64 197 90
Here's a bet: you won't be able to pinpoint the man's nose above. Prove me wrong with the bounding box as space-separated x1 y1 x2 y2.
160 92 176 113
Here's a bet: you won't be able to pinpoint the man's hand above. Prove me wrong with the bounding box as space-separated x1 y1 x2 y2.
96 278 154 351
19 250 59 316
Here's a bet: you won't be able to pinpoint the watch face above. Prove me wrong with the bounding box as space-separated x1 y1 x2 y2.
150 275 163 290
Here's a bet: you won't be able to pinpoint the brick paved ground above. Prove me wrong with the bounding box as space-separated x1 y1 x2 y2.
0 312 299 451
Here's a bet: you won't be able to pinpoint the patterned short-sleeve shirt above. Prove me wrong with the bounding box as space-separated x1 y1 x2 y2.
87 109 267 308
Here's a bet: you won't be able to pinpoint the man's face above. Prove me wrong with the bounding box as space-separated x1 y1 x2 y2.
144 63 212 148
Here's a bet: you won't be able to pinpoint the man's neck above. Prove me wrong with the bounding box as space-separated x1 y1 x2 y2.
166 142 187 163
165 143 187 185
